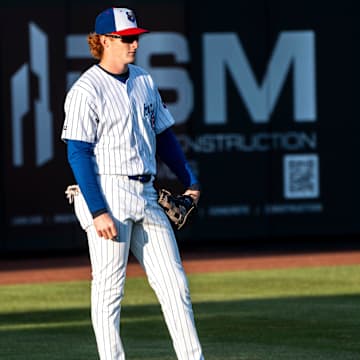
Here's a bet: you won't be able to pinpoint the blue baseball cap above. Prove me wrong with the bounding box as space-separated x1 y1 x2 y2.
95 8 149 36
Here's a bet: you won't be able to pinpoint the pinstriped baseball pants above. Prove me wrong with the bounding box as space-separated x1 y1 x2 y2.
74 175 204 360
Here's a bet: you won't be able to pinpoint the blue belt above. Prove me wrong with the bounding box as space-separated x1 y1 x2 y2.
128 174 152 183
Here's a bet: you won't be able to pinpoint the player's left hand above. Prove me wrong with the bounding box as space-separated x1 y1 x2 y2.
183 189 200 206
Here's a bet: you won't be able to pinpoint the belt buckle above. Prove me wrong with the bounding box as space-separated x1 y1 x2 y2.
140 174 151 183
129 174 151 183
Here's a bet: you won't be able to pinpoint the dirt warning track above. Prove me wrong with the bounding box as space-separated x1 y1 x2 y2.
1 249 360 285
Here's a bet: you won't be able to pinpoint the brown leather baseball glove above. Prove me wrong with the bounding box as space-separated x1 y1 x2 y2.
158 188 196 230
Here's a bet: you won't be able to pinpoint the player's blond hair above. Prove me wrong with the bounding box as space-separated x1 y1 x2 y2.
87 32 104 60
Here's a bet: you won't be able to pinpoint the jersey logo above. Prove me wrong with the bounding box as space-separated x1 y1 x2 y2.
144 103 155 129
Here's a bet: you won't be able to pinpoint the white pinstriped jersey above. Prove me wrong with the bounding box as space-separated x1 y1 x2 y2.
61 64 175 175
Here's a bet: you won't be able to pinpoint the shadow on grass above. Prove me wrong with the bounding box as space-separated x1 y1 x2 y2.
0 294 360 360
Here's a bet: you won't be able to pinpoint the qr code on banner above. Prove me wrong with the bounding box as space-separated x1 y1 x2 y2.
283 154 320 199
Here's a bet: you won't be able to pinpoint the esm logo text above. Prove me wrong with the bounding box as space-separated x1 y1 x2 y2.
12 28 316 167
68 30 316 125
137 31 316 124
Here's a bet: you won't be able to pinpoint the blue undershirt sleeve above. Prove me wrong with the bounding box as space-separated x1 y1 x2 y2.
66 139 107 217
156 128 200 189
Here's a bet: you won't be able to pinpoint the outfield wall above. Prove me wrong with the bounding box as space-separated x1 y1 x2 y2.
0 0 359 251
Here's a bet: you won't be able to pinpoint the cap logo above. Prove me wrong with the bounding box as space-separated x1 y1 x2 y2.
126 11 136 23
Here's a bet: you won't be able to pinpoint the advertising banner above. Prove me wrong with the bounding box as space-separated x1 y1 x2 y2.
0 0 359 251
186 0 360 240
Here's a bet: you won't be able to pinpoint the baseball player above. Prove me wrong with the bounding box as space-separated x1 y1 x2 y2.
61 7 204 360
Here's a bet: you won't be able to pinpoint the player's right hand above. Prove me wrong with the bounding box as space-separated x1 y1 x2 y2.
93 213 118 240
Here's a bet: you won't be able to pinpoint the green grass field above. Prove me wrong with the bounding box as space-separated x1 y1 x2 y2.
1 265 360 359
